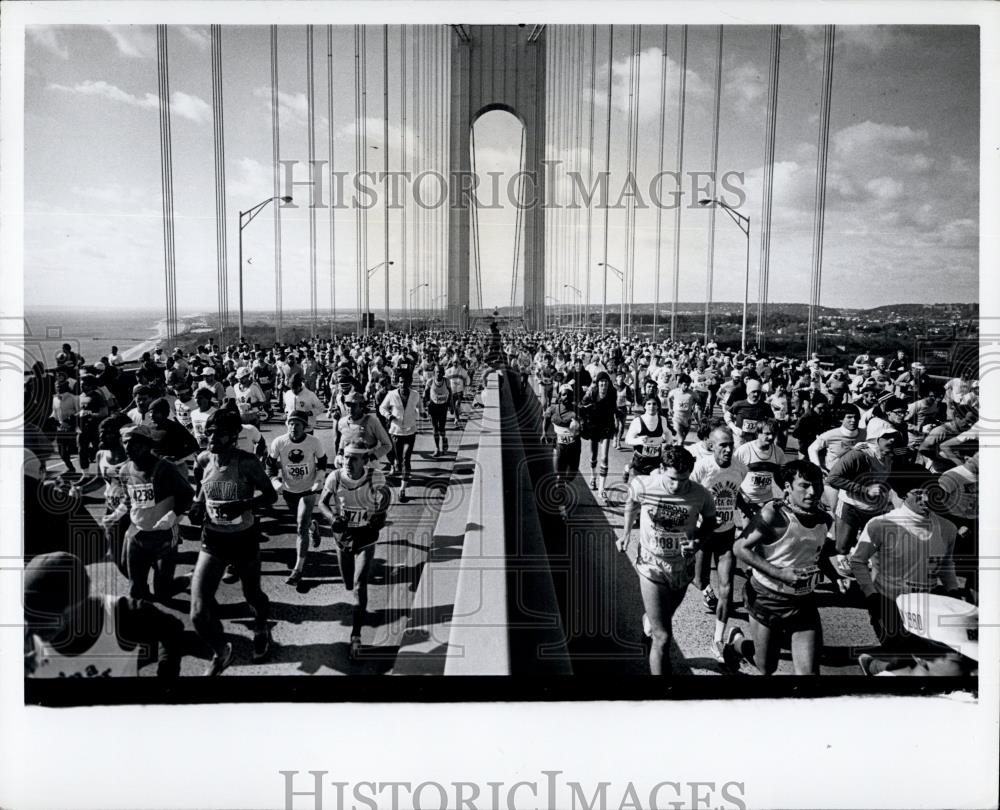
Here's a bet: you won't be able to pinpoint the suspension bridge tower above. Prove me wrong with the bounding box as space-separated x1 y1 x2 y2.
448 25 547 331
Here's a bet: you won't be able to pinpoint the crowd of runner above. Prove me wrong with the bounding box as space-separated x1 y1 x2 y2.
23 327 980 678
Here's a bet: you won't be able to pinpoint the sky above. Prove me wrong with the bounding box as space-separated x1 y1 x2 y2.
22 23 980 318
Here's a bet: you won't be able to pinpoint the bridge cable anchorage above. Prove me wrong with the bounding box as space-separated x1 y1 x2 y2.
270 25 283 343
327 24 336 338
670 25 688 342
652 24 668 340
705 25 724 345
807 25 836 359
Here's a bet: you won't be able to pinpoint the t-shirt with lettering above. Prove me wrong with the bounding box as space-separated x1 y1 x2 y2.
626 474 715 559
734 441 788 504
691 456 748 533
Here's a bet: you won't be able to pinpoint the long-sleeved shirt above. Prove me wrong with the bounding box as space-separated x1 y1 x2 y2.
808 426 860 472
379 388 424 436
848 504 959 600
826 443 893 513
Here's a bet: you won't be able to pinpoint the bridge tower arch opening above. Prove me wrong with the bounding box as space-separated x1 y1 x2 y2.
448 25 546 331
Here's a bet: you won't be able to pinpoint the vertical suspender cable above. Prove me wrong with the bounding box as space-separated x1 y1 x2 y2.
156 26 177 343
510 128 525 312
622 26 637 338
669 25 687 342
412 30 421 326
758 25 781 351
270 25 283 343
327 25 336 338
572 26 585 329
307 25 318 338
383 25 390 332
584 26 597 331
210 25 229 346
354 26 362 335
630 26 642 337
470 125 483 312
400 25 408 331
652 25 668 339
600 25 613 335
705 26 723 345
807 26 835 359
361 27 369 333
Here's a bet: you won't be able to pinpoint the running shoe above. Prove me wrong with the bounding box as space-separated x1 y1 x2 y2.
641 613 652 638
710 639 727 664
252 627 272 663
442 438 448 453
726 626 745 662
221 564 239 584
285 569 303 586
590 475 597 491
703 585 719 612
310 520 321 548
398 489 408 504
858 653 879 676
349 635 362 661
203 642 233 676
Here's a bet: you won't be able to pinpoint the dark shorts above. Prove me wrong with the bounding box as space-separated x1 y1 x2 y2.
336 526 380 553
702 526 736 557
744 577 820 633
201 524 262 562
837 500 880 532
282 489 317 510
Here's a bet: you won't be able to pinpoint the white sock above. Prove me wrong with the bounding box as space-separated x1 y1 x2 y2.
714 619 726 643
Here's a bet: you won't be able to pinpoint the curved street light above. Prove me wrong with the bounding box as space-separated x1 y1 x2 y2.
364 260 394 334
408 282 429 332
596 262 626 339
698 198 751 352
238 195 293 341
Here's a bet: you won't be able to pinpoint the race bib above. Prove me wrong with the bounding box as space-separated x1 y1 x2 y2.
716 508 734 528
205 499 241 527
751 473 772 489
128 483 156 509
742 419 760 433
647 530 689 556
791 565 822 596
286 464 309 480
345 508 369 528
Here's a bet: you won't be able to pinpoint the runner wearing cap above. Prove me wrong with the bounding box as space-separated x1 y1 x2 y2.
267 410 328 585
233 366 268 419
318 441 391 660
197 367 226 404
105 423 194 603
618 445 716 675
726 460 831 675
691 426 749 660
734 418 788 520
336 390 392 466
378 371 425 503
541 383 583 518
24 551 184 678
825 418 899 591
623 396 675 485
189 408 278 674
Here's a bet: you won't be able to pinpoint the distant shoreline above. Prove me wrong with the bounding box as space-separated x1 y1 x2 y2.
120 313 207 362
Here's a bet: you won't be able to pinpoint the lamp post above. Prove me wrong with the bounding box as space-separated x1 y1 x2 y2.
365 260 394 334
408 282 428 332
563 284 582 329
597 262 626 340
698 198 750 352
238 195 293 342
544 295 561 330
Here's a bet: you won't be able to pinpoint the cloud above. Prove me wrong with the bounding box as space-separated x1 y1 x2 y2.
832 120 929 156
864 176 904 202
102 25 156 59
27 26 69 59
48 80 212 123
179 26 211 51
724 62 766 113
796 25 909 64
591 46 709 123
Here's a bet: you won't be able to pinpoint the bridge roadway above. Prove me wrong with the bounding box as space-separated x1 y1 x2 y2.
80 402 483 676
72 379 878 677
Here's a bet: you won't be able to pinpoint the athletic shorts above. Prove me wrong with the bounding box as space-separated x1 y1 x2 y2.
201 524 262 562
744 577 820 633
635 544 695 590
335 526 380 552
702 526 736 557
836 500 881 532
282 489 317 510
